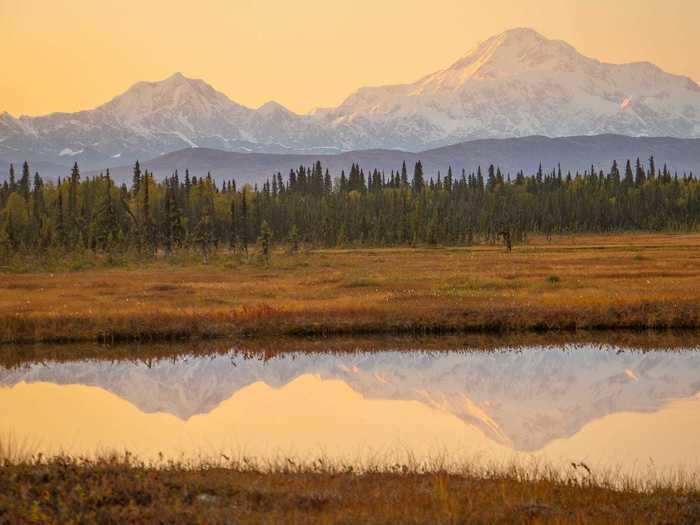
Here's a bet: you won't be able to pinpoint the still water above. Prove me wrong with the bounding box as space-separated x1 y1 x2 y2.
1 343 700 477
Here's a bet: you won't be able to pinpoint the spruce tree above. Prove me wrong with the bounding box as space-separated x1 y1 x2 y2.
259 220 272 264
412 161 424 193
8 164 16 193
610 160 621 186
67 162 81 247
19 161 31 203
229 198 237 251
31 172 45 244
635 158 646 186
194 208 212 263
624 160 634 186
287 224 300 254
132 161 142 195
240 190 248 255
55 188 66 248
142 170 155 255
93 171 119 251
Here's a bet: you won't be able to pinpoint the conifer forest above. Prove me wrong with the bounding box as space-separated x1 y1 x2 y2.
1 157 698 261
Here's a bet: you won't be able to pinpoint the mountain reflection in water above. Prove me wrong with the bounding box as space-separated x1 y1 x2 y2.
1 345 699 476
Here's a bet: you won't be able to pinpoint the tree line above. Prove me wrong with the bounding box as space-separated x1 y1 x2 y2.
0 156 698 262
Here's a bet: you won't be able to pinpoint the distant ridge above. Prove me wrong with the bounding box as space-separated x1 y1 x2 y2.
85 135 700 186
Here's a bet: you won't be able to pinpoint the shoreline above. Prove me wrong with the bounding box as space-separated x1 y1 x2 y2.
3 309 700 346
4 331 700 369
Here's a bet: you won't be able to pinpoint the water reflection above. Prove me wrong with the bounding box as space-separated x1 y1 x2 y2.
1 345 699 475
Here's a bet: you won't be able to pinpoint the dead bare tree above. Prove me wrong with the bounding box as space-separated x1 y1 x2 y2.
497 230 512 252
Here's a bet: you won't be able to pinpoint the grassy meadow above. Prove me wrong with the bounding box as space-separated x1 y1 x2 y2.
1 233 699 344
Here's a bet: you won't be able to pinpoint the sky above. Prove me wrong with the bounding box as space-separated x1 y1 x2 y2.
1 0 698 117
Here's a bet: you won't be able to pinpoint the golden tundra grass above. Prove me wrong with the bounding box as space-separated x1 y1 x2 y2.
1 453 699 524
1 233 700 343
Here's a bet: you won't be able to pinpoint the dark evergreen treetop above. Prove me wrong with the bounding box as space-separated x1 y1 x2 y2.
0 156 698 258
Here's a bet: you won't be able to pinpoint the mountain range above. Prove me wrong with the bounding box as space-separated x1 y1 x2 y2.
3 346 700 452
2 27 700 174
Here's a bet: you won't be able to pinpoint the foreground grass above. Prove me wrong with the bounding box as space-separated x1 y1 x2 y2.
1 456 698 524
2 233 700 344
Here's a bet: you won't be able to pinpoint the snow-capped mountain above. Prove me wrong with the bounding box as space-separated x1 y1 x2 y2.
0 73 334 169
2 28 700 170
2 345 700 451
316 27 700 150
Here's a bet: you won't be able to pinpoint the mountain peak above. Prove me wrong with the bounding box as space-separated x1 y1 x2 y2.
444 27 579 80
257 101 291 115
158 72 203 88
151 72 205 90
166 72 187 81
97 71 249 128
121 72 212 95
497 27 547 41
480 27 559 51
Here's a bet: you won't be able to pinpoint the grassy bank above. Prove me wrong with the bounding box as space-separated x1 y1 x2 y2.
0 456 698 524
2 233 700 344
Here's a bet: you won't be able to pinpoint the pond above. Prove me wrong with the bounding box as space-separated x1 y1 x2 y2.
1 342 700 479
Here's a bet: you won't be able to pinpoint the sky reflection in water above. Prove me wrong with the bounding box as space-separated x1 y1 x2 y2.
1 344 699 477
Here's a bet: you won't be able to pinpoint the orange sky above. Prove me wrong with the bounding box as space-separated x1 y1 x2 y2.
1 0 698 116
